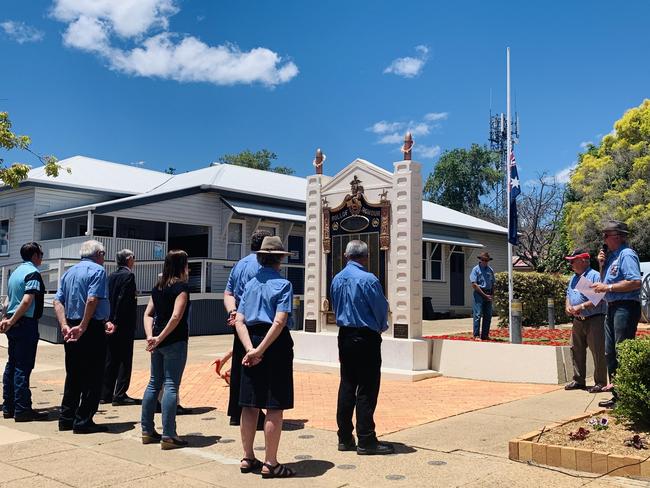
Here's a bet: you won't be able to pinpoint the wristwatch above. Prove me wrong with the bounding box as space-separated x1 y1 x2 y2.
608 284 613 292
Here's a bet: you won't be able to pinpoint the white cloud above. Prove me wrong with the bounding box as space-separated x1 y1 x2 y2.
579 141 593 150
369 110 447 151
550 163 577 184
378 132 404 144
383 44 429 78
0 20 45 43
424 112 448 122
414 144 441 159
51 0 298 87
130 160 146 166
367 120 404 134
407 122 430 137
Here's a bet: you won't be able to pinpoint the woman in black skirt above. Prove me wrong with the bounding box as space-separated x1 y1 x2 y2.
235 236 295 478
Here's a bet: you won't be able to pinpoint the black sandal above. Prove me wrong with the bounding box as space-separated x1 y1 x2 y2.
240 457 263 473
262 462 296 478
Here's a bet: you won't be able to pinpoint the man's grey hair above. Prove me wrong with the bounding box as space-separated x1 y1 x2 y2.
79 240 105 259
116 248 134 266
345 240 368 259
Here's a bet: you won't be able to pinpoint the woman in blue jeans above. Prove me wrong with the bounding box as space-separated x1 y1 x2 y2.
141 250 190 449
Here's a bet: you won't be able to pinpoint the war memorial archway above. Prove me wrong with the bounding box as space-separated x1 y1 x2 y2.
292 138 436 379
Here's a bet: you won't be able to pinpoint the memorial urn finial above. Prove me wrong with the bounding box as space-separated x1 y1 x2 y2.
401 132 414 160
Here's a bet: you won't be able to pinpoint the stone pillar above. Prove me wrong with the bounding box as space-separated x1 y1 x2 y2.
304 175 324 333
389 160 423 339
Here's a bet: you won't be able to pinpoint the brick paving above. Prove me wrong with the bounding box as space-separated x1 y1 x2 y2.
121 361 560 436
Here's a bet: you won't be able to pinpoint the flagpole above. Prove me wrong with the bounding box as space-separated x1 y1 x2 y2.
506 47 514 343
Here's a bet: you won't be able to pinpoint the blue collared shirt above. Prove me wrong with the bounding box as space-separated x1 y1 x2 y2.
603 245 641 302
330 261 388 333
54 258 110 320
7 261 45 319
225 253 260 305
470 264 495 290
566 267 607 317
238 267 293 327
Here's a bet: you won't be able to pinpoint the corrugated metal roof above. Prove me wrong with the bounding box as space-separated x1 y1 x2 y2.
23 156 172 195
32 156 508 235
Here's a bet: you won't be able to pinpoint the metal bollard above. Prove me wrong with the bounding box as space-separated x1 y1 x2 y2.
547 298 555 329
511 299 523 344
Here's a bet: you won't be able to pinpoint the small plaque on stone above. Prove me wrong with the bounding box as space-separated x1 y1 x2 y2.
393 323 408 339
304 319 317 333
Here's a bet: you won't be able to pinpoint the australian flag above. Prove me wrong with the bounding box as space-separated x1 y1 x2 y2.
508 150 521 245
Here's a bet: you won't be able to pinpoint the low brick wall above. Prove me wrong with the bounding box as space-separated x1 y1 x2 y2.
509 409 650 478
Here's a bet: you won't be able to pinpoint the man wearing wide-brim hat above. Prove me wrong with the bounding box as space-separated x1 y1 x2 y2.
590 220 642 409
469 251 495 340
563 249 607 393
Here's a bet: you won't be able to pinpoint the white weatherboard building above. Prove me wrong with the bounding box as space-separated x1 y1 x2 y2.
0 155 507 345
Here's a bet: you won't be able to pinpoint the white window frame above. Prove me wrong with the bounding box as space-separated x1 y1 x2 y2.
257 222 279 237
422 241 445 282
0 219 9 257
226 219 246 261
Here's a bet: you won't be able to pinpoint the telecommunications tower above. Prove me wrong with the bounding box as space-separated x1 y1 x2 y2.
489 111 519 219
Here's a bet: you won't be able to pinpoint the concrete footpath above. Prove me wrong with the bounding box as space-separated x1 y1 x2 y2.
0 322 648 487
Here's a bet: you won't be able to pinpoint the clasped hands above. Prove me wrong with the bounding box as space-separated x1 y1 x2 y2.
145 335 161 352
62 321 115 342
242 347 263 367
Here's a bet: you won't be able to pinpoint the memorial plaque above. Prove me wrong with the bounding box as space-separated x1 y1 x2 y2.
304 319 317 333
393 323 408 339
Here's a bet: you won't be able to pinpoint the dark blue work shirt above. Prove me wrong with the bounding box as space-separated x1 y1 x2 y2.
330 261 388 333
54 258 109 320
566 267 607 317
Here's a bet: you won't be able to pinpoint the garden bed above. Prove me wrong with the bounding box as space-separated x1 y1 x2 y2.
425 328 650 346
510 409 650 478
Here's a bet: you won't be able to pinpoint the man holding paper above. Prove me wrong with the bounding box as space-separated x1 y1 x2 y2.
564 249 607 393
591 220 641 408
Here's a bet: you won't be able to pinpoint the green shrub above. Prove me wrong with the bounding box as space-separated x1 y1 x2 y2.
493 271 570 327
614 338 650 427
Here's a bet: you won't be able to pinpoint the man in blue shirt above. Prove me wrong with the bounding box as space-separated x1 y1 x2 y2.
563 249 607 393
222 230 271 427
330 240 393 456
590 221 642 408
54 240 115 433
470 251 495 340
0 242 48 422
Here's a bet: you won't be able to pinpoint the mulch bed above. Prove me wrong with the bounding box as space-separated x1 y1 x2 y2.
537 412 650 458
424 328 650 346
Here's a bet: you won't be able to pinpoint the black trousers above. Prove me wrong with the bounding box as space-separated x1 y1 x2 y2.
101 323 135 401
60 319 107 428
337 326 382 448
227 331 245 419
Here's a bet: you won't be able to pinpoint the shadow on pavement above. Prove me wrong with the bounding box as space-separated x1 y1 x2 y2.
178 406 215 415
389 441 417 455
286 459 335 478
184 433 221 448
105 421 137 433
283 419 308 431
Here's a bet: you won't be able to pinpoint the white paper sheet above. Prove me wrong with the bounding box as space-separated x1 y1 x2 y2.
575 276 606 306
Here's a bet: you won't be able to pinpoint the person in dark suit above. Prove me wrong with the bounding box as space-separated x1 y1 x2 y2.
102 249 139 406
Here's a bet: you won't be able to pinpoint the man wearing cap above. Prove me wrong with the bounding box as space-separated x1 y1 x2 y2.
470 251 495 340
591 220 641 408
564 250 607 393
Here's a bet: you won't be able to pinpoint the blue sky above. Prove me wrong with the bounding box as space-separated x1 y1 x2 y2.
1 0 649 184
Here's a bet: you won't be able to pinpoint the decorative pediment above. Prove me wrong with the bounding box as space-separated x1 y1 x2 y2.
321 158 392 198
